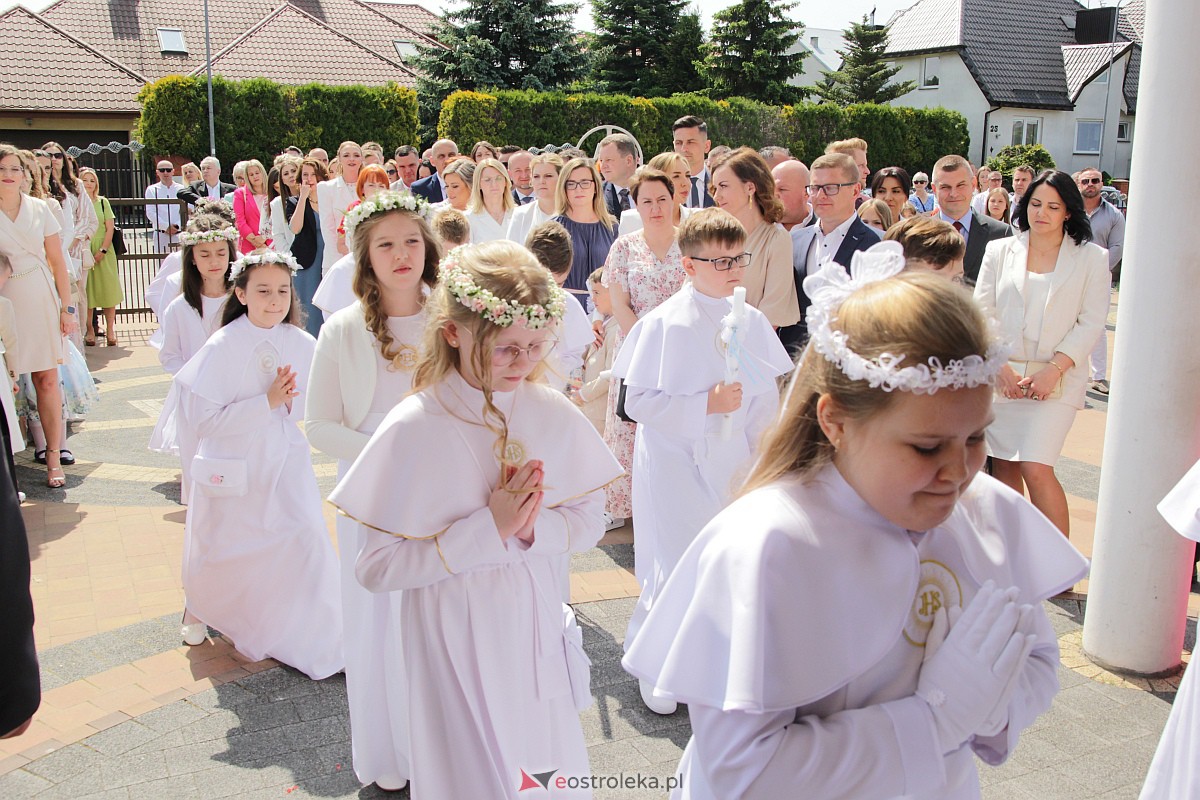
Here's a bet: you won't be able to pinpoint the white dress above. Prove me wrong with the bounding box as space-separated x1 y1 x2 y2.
316 177 356 274
466 208 515 244
505 201 553 246
311 252 356 320
622 466 1089 799
613 282 793 646
306 305 424 788
328 371 622 799
146 251 183 319
1141 459 1200 799
175 316 343 679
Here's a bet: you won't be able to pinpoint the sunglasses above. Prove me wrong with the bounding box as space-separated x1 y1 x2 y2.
913 180 927 185
1079 177 1103 185
157 167 174 173
386 169 398 176
49 153 65 160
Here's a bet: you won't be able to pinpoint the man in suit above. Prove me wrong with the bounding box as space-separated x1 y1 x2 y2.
176 156 236 206
507 150 535 205
778 152 882 352
597 133 639 218
932 154 1012 284
409 139 459 203
672 115 716 208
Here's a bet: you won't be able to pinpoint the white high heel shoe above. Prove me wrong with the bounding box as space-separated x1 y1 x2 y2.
639 679 678 715
181 620 207 646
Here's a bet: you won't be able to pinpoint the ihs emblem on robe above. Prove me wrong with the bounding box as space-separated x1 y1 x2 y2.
257 349 279 374
393 344 419 371
496 439 526 466
904 560 962 646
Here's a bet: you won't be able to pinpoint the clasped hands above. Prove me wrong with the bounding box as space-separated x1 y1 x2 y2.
490 459 545 545
997 365 1059 401
917 581 1039 754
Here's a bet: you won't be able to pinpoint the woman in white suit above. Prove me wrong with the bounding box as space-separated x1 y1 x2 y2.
973 170 1110 537
316 141 362 274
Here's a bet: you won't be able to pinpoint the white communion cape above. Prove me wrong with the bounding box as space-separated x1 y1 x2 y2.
1140 459 1200 799
175 315 343 679
623 465 1088 799
329 371 622 799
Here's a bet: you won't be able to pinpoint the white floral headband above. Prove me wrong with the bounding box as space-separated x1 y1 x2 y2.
230 251 302 281
342 190 430 243
802 241 1009 394
179 227 238 246
439 247 568 330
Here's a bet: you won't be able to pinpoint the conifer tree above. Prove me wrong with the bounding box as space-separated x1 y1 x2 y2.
591 0 688 96
814 16 916 106
659 10 705 95
699 0 805 104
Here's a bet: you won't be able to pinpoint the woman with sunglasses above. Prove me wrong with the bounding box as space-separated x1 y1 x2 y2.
910 171 936 216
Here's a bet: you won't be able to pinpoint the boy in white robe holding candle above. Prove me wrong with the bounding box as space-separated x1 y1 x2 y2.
329 242 622 799
623 250 1089 799
612 208 794 714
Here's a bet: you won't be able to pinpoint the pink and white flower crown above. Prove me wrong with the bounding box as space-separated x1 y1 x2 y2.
438 247 567 330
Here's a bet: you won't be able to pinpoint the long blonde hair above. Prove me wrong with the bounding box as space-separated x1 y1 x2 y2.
351 206 441 367
467 158 515 215
742 272 992 494
554 158 614 229
413 242 559 476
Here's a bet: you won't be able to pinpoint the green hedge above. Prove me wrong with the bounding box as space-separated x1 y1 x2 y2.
438 90 968 175
137 76 419 166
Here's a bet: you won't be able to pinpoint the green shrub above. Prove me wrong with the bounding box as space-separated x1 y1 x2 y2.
138 76 418 164
987 144 1056 177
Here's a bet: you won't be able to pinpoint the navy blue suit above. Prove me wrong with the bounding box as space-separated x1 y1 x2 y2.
410 174 443 204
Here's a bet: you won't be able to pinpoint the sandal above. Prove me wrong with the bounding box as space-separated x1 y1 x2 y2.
106 337 117 347
46 466 66 489
84 334 97 347
34 449 47 465
59 449 76 466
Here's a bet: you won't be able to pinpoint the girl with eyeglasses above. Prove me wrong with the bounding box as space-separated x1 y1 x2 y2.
329 241 621 799
552 158 617 295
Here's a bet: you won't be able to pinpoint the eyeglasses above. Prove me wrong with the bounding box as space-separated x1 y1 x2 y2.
690 252 751 271
492 339 557 366
386 169 398 176
157 167 173 173
1079 177 1103 185
50 152 65 160
806 182 857 197
564 179 595 191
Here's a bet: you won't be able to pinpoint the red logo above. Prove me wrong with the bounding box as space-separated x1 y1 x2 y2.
518 768 559 791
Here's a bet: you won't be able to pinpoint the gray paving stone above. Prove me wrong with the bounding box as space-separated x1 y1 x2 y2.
125 773 199 800
0 768 53 799
98 751 169 790
132 699 210 734
81 720 160 757
19 742 104 783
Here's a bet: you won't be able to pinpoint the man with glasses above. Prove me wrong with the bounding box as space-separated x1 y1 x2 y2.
932 154 1011 284
779 152 881 350
971 168 1006 215
144 160 181 252
1077 167 1125 395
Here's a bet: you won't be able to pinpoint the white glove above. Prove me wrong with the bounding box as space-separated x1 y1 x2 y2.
915 581 1036 755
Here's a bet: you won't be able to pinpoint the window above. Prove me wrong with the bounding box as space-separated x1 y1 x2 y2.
157 28 187 54
1075 120 1103 154
1094 69 1109 84
1011 117 1042 146
1117 121 1131 142
810 36 819 49
393 40 418 62
921 56 940 88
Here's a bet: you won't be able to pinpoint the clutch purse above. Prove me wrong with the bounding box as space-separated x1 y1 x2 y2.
1007 361 1063 400
190 456 248 497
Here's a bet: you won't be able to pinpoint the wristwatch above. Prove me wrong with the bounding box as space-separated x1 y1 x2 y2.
99 248 108 255
64 305 76 315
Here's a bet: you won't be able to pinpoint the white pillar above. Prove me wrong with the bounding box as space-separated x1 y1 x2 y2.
1081 0 1200 676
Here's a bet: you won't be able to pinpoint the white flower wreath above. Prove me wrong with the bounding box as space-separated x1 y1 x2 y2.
178 227 239 246
802 241 1009 394
439 247 568 329
230 251 302 281
342 190 429 244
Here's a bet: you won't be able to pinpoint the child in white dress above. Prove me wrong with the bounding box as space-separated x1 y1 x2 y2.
329 242 622 799
623 249 1089 799
174 251 343 678
305 192 439 792
613 208 793 714
577 268 616 435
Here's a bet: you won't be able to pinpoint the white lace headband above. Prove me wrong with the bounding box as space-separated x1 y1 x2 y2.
230 251 301 281
802 241 1009 394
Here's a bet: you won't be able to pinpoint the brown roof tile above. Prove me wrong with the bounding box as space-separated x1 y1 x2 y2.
0 6 146 113
360 1 440 40
195 4 416 86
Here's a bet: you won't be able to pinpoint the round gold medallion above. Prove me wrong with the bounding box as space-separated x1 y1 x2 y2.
496 438 527 466
393 344 419 371
903 559 962 647
257 348 278 374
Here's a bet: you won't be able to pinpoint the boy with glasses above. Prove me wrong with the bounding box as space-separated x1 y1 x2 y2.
612 208 793 715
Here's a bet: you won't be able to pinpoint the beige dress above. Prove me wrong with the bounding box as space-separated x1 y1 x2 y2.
742 220 800 328
0 196 64 372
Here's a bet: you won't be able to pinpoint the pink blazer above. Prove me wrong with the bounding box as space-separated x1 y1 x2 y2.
232 186 271 254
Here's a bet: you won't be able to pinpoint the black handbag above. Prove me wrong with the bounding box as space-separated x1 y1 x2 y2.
616 379 635 423
111 224 127 257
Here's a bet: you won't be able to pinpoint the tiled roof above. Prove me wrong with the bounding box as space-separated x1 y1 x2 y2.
360 1 440 40
0 6 146 113
886 0 1142 112
1117 0 1144 44
196 4 417 87
1062 41 1132 100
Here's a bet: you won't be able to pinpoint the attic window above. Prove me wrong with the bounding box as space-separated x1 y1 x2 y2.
921 56 940 88
810 36 819 49
393 40 418 62
157 28 187 54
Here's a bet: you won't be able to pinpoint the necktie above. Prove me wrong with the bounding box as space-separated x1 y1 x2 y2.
618 188 630 212
690 176 700 208
519 194 533 205
953 220 965 238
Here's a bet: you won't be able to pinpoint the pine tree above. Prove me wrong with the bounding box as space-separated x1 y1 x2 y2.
699 0 806 104
591 0 688 96
814 16 917 106
659 10 705 95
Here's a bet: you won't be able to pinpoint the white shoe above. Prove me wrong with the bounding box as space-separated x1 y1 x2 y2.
604 513 625 532
181 621 207 646
17 491 25 503
639 679 677 715
375 775 408 792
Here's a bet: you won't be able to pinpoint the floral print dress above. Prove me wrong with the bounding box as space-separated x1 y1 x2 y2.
601 231 687 517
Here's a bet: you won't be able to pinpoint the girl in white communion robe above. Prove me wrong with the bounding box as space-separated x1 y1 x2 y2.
622 254 1089 800
329 242 622 800
174 251 343 678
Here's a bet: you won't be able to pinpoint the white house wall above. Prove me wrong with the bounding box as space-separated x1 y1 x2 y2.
889 52 991 166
